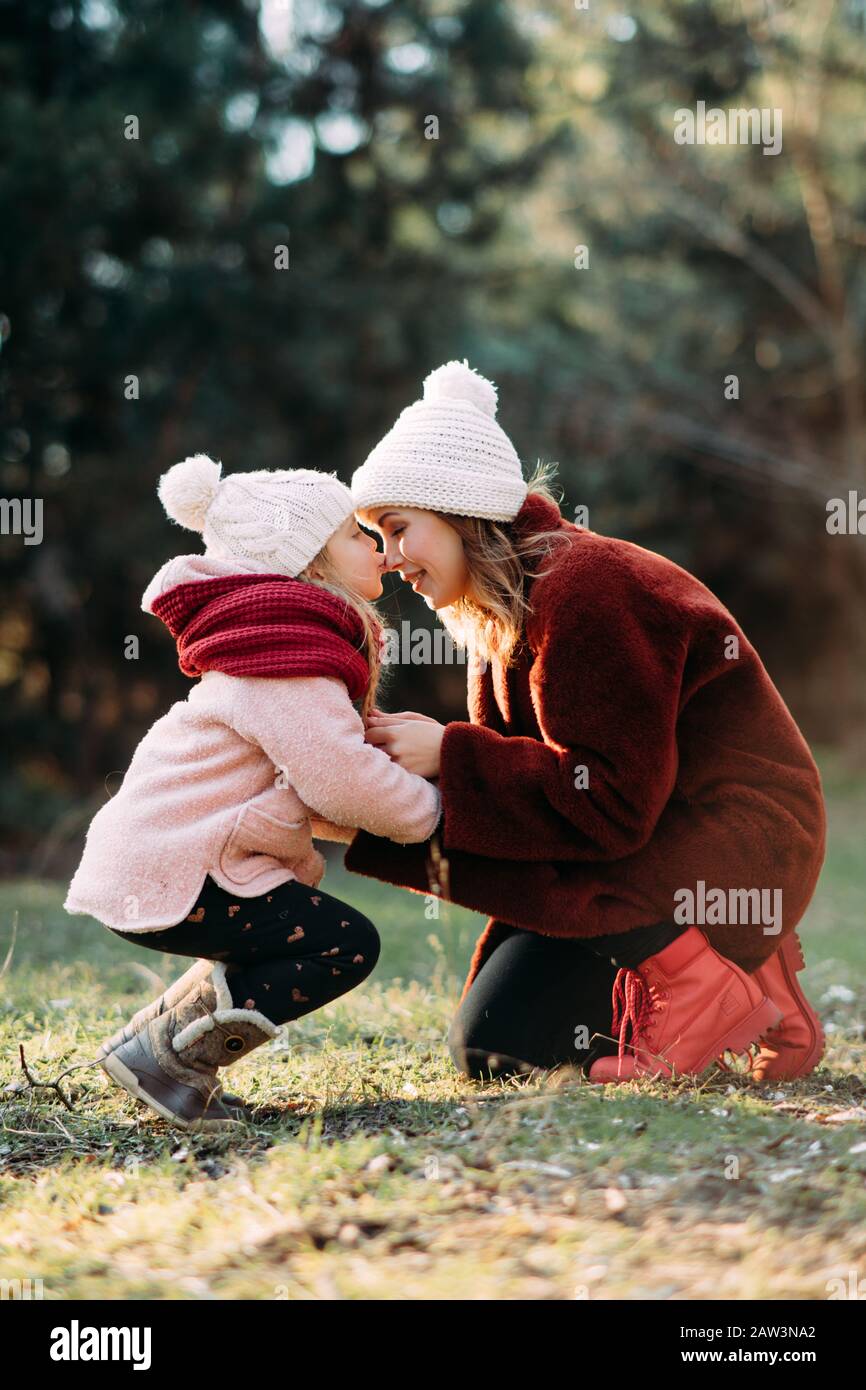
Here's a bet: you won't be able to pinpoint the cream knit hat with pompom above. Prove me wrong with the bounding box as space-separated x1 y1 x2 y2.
156 456 354 578
351 360 528 522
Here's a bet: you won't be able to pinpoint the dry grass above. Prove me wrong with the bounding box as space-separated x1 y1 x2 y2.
1 749 864 1300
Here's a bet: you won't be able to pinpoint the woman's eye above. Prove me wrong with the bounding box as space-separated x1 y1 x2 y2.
391 526 405 537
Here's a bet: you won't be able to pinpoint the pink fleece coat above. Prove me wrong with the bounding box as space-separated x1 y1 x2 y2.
64 555 441 932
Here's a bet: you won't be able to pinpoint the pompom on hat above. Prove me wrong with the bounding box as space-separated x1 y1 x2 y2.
351 360 528 522
157 454 354 578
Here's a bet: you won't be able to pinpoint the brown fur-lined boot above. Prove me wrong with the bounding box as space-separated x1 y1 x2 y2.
96 958 251 1114
99 961 280 1130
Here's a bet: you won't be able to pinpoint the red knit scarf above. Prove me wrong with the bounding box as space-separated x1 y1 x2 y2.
150 572 372 701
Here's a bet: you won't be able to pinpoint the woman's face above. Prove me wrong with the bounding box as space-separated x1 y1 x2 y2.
321 514 386 600
356 505 471 610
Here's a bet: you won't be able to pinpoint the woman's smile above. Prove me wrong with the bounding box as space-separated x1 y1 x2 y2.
356 505 471 609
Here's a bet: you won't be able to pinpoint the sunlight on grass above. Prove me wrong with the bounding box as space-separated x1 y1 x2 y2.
0 750 864 1299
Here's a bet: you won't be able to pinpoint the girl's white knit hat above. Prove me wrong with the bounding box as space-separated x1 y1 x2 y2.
156 456 354 577
351 360 528 522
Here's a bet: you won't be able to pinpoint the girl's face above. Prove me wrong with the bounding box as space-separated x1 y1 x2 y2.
356 505 472 610
319 514 386 600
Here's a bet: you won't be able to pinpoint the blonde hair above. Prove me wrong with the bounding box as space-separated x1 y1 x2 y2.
436 460 572 668
298 548 386 722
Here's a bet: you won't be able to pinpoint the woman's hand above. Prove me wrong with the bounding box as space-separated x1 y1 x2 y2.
364 712 446 777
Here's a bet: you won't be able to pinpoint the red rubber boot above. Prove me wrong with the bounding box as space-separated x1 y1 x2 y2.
588 926 783 1083
742 931 825 1082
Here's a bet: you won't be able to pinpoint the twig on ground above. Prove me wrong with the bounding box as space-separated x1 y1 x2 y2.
16 1043 90 1113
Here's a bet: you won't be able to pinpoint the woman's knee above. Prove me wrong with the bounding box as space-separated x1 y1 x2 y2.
446 1009 532 1081
447 997 500 1074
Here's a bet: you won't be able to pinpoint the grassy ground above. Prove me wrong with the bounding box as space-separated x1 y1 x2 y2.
1 750 864 1300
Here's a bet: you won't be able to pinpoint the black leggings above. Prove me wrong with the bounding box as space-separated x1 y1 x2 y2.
107 874 380 1027
448 919 685 1080
109 875 682 1075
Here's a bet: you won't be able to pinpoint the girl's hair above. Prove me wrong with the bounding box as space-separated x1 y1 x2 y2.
298 547 385 723
436 459 572 668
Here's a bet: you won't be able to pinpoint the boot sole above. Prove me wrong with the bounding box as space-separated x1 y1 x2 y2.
592 993 783 1081
100 1052 243 1132
752 930 826 1079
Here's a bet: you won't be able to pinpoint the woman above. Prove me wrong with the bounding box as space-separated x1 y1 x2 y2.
336 359 827 1085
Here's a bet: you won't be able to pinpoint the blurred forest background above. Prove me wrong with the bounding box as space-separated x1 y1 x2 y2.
1 0 865 877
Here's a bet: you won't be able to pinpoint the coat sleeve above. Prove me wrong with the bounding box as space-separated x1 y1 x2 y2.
231 675 442 844
436 559 687 861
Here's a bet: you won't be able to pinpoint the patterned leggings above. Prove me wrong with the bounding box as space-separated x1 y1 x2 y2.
107 874 380 1026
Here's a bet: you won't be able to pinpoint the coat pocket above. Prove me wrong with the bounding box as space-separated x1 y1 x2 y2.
218 800 323 888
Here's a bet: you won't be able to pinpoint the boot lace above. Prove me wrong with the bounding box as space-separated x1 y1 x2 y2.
610 966 665 1062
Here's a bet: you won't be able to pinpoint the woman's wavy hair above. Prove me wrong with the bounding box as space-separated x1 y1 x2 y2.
436 459 572 668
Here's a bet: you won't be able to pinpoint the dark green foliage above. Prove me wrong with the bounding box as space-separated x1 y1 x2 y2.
0 0 864 866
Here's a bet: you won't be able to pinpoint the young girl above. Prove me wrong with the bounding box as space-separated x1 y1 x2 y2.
341 359 827 1087
64 456 441 1130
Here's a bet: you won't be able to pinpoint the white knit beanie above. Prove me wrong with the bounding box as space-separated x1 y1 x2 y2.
351 360 528 522
156 456 354 578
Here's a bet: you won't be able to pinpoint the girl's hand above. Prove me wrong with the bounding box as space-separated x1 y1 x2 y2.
364 716 446 777
366 707 440 726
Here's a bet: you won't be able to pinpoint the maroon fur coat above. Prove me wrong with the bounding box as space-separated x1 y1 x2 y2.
344 492 827 1005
